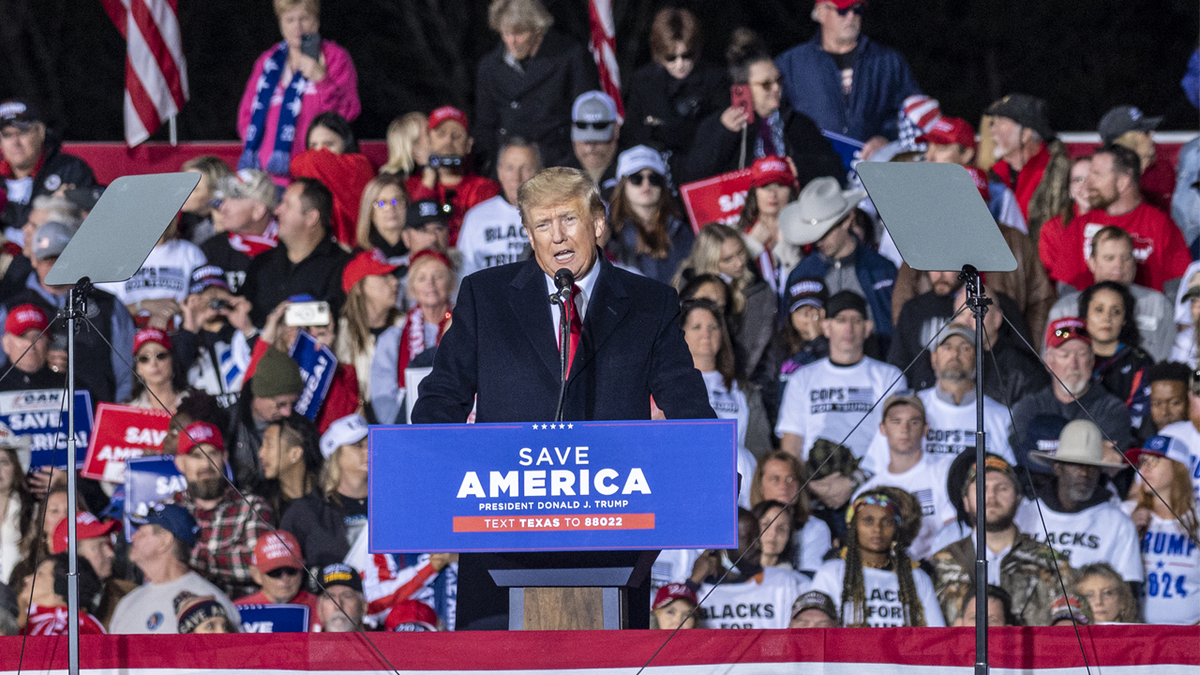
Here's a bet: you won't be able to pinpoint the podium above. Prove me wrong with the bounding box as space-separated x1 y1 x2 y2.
368 420 738 631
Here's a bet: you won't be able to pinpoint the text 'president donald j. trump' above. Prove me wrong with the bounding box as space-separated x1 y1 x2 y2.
411 167 715 629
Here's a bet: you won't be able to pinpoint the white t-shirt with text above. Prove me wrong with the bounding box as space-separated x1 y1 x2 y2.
698 566 809 629
776 357 906 460
810 558 945 627
1014 499 1145 581
1139 513 1200 625
457 195 528 277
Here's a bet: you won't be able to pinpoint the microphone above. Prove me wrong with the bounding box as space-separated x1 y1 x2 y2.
550 268 574 305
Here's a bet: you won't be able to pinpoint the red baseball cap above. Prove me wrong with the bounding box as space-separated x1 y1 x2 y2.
1045 317 1091 349
133 327 172 356
177 421 224 455
52 512 119 554
428 106 468 133
384 599 440 632
342 249 399 294
917 115 976 150
5 304 49 337
408 248 453 272
820 0 864 9
652 582 698 610
965 166 991 202
252 530 304 573
749 155 796 189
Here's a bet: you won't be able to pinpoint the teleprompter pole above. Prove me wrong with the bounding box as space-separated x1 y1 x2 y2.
960 265 990 675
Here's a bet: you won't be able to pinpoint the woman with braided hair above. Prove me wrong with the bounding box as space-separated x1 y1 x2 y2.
810 488 944 626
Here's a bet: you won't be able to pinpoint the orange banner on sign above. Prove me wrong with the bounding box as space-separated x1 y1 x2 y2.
453 513 655 533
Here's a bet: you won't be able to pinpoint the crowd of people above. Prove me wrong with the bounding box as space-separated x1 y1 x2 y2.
0 0 1198 636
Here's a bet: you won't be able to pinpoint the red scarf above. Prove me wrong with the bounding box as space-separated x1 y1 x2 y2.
227 220 279 258
0 151 45 180
397 305 451 385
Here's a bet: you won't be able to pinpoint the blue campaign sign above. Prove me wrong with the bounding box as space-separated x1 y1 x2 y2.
822 130 866 172
237 604 310 633
289 330 336 421
369 420 739 553
123 455 186 541
0 389 93 469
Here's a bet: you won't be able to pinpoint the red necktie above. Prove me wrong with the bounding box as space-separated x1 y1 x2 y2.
559 284 582 379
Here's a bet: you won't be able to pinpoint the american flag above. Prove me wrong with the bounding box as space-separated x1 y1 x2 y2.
99 0 190 146
587 0 624 121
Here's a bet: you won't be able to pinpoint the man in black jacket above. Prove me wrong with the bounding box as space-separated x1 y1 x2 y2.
240 178 351 328
474 0 598 173
0 99 96 233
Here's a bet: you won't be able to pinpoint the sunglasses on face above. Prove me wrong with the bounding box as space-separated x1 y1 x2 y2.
836 4 865 16
628 172 665 188
752 76 783 90
574 121 613 131
665 51 695 63
265 567 302 579
374 199 403 209
137 352 171 364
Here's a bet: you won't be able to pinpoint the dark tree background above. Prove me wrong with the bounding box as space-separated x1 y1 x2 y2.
0 0 1196 144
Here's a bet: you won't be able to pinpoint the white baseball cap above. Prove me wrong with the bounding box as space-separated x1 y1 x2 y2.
320 414 369 458
616 145 667 181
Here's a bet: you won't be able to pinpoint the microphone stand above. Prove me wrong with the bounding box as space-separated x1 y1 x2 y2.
550 269 574 422
960 265 991 675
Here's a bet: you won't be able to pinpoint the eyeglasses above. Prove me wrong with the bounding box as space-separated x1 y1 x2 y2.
136 352 171 364
751 76 783 90
265 567 303 579
836 4 865 16
628 172 665 188
574 121 614 131
411 222 449 233
665 51 695 63
375 199 403 209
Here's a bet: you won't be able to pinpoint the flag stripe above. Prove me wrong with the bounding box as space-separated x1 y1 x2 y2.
101 0 188 146
587 0 624 120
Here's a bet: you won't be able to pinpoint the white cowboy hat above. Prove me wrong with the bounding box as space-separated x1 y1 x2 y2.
779 177 867 246
1028 419 1124 470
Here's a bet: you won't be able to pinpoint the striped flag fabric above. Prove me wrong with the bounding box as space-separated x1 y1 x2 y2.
587 0 624 121
99 0 190 147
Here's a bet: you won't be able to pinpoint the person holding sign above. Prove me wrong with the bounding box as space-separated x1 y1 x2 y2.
810 489 944 627
411 167 714 630
235 529 320 631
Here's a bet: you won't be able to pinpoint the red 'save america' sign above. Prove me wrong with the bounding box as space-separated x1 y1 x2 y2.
679 168 753 233
82 403 172 482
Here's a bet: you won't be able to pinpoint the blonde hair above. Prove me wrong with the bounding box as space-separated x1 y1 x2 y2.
356 174 410 250
341 276 402 357
1135 457 1200 540
517 167 604 230
381 112 427 176
406 253 457 303
274 0 319 18
488 0 553 33
672 223 749 314
320 446 344 503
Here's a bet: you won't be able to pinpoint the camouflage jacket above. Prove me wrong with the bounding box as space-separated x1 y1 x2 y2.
930 530 1074 626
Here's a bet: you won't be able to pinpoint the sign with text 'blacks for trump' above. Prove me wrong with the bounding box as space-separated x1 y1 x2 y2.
369 420 738 553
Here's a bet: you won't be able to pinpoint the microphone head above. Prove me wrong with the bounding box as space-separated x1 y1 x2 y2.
553 268 575 290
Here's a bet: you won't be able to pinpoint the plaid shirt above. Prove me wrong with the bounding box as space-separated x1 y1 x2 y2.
171 487 274 600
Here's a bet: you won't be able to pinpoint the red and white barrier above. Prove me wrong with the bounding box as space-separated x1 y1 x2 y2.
2 626 1197 674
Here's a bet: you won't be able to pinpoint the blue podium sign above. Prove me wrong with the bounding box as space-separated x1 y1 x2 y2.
369 420 739 553
237 604 311 633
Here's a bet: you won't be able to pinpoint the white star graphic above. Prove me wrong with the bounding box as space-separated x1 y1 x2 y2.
287 97 303 118
263 59 278 72
255 75 269 92
541 424 547 429
531 424 538 430
567 423 573 429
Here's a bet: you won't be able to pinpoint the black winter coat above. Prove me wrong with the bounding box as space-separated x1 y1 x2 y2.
682 104 844 186
1 136 97 231
473 30 598 174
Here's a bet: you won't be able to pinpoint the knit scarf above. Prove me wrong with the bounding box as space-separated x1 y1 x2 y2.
240 42 307 176
397 305 451 384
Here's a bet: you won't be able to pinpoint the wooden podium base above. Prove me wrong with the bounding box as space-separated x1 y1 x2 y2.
511 587 624 630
